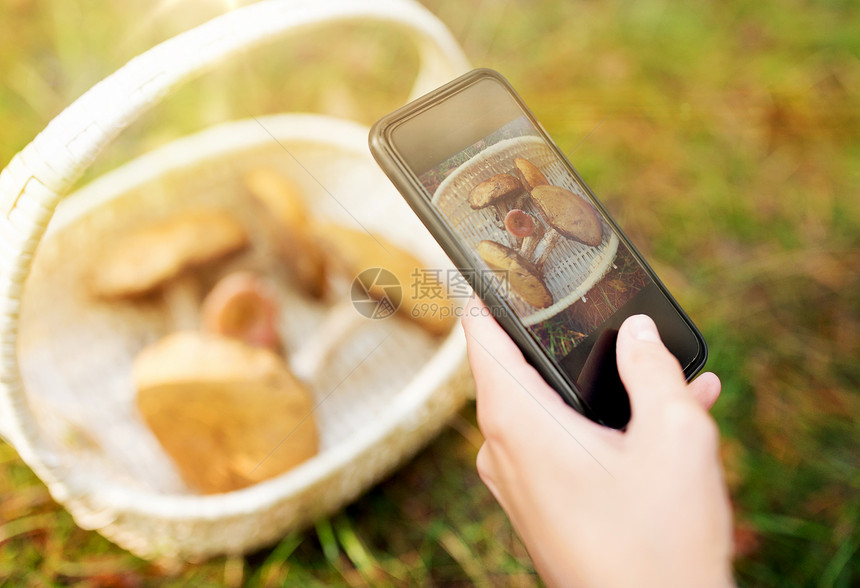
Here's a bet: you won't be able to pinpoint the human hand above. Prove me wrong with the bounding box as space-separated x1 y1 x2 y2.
462 298 735 588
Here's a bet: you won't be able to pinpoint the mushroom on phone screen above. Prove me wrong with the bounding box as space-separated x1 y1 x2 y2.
513 157 549 194
478 239 553 309
468 173 523 223
531 185 603 247
504 208 545 256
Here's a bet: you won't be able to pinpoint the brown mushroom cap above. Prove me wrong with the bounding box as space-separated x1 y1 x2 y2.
244 168 328 299
531 185 603 247
201 271 281 351
92 210 248 299
133 331 317 494
468 173 523 209
504 209 536 238
514 158 549 192
478 240 553 309
311 222 457 336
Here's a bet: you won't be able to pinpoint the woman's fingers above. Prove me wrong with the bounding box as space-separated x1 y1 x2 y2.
462 296 608 465
616 315 722 415
462 296 566 413
688 372 722 411
616 314 695 429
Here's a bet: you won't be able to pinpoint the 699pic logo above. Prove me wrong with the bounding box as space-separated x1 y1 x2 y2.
350 268 402 319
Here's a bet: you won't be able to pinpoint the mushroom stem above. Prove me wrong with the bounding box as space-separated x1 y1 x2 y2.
519 223 545 259
493 202 509 226
534 230 561 269
289 300 369 382
163 276 202 330
511 190 529 211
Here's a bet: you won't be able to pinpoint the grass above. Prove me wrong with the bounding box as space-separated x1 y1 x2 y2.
529 244 649 361
2 0 859 586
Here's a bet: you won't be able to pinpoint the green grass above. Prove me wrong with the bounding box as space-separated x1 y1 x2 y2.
2 0 859 586
0 410 537 586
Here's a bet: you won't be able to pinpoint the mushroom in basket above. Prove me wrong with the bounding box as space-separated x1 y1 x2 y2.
311 222 457 337
90 210 249 328
243 167 328 299
531 185 603 247
201 271 281 352
503 209 560 271
91 210 248 298
133 331 318 494
504 208 545 259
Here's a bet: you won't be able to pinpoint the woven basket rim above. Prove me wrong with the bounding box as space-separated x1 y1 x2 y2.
50 113 374 235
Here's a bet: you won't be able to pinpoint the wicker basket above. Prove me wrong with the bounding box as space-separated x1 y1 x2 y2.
0 0 471 561
433 136 619 325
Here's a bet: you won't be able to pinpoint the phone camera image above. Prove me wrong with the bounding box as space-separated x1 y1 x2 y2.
418 117 652 425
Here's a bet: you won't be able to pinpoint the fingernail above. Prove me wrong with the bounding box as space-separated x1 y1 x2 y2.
626 314 661 342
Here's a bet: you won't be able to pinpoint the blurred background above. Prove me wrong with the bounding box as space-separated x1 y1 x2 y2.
0 0 857 586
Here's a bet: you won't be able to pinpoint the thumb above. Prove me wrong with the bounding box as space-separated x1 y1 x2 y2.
615 314 692 427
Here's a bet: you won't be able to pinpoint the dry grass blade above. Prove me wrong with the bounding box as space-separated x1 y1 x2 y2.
436 528 493 588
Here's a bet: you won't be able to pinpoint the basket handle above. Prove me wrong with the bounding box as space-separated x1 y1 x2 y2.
0 0 469 444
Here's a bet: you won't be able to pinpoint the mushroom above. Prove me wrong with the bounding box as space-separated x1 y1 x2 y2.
478 240 553 309
201 271 281 352
92 210 248 299
244 167 328 299
504 208 535 239
514 157 550 192
531 185 603 247
311 221 457 337
512 157 549 208
504 208 545 257
468 173 524 224
527 185 604 270
91 210 249 328
133 331 318 494
534 230 561 269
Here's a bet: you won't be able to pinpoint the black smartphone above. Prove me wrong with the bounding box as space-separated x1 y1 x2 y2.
369 68 706 429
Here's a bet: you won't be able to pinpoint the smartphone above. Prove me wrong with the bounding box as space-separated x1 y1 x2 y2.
369 68 706 429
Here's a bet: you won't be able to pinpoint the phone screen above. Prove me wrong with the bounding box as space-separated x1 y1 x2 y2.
374 71 705 428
